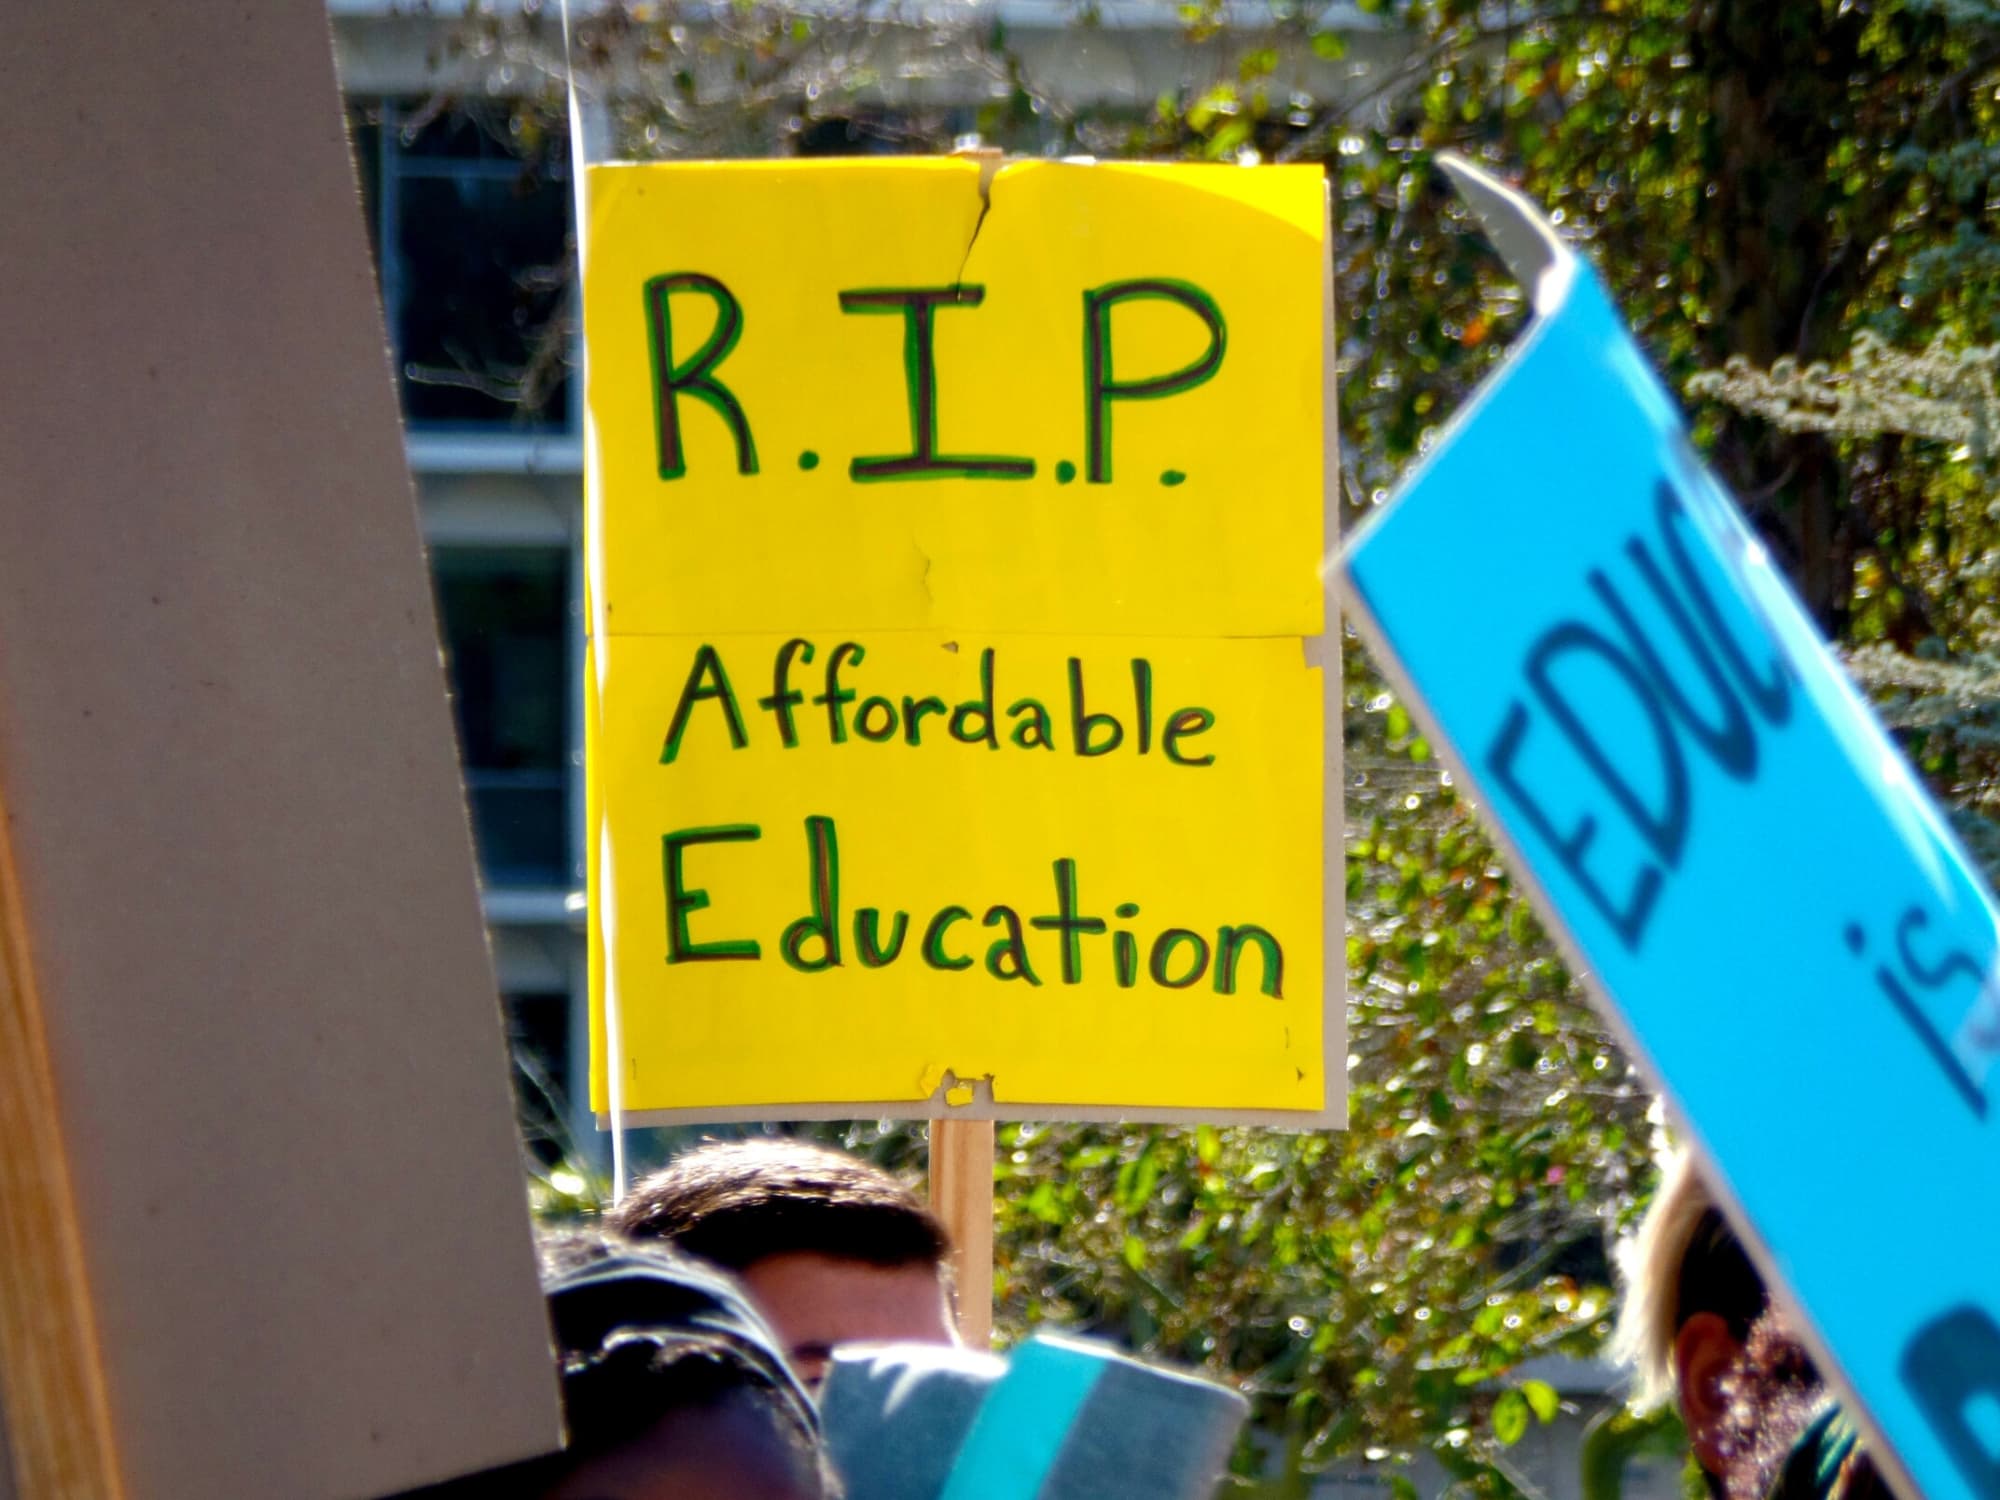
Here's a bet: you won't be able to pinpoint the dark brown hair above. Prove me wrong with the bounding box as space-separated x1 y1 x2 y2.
1675 1206 1770 1345
609 1138 949 1273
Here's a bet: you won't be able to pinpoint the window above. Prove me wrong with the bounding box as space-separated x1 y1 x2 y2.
794 109 950 156
504 989 576 1169
433 546 571 886
356 100 574 431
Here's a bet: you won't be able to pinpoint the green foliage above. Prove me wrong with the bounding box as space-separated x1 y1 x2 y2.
1688 334 2000 460
1577 1404 1698 1500
450 1 988 160
454 0 2000 1490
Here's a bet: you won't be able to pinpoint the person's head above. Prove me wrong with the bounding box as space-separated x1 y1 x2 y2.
1613 1150 1833 1500
538 1230 835 1500
609 1137 957 1385
1615 1150 1769 1418
387 1231 835 1500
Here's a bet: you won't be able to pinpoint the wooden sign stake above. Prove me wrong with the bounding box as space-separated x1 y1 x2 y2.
926 148 1000 1356
928 1118 996 1350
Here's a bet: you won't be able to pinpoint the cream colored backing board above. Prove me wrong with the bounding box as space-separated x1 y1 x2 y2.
0 9 560 1499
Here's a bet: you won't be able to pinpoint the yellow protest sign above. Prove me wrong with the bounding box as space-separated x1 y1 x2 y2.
584 159 1340 1120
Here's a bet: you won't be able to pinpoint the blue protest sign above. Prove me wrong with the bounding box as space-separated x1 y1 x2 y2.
1342 160 2000 1500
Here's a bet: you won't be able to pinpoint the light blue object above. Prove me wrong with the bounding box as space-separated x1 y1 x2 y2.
1342 159 2000 1500
935 1338 1109 1500
818 1332 1248 1500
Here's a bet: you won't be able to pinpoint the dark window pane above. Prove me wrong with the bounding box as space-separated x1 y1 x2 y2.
386 104 572 429
398 102 555 164
466 780 569 885
433 547 570 886
794 110 952 157
505 991 573 1168
394 175 571 426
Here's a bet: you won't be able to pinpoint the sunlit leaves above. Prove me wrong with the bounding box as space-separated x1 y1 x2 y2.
1522 1378 1562 1424
473 1 2000 1492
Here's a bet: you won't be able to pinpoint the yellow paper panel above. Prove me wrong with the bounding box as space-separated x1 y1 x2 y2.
583 159 1325 638
585 634 607 1101
588 632 1323 1112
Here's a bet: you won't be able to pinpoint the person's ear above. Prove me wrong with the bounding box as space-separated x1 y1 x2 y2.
1674 1311 1743 1475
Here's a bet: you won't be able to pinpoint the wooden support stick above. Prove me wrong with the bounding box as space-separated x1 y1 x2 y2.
928 1118 996 1350
0 796 126 1500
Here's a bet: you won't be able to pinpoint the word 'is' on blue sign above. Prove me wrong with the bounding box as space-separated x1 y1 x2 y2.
1341 157 2000 1500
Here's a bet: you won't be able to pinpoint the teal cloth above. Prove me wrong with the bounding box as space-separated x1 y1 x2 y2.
819 1332 1248 1500
937 1339 1108 1500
